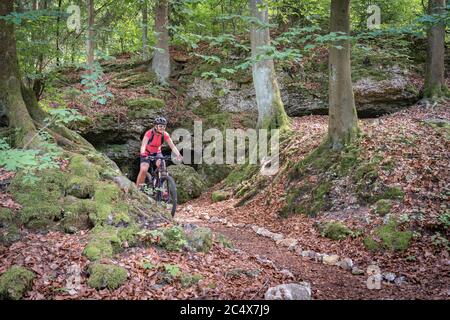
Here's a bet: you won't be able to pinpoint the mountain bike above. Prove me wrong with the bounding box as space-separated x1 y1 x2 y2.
143 155 177 217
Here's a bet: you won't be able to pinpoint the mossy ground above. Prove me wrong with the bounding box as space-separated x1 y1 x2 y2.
0 266 35 300
211 190 232 203
282 139 403 218
364 219 413 252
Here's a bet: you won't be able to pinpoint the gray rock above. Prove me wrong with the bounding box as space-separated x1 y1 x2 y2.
314 253 324 263
351 267 365 276
113 176 133 193
337 258 354 271
276 238 298 251
265 282 312 300
271 233 284 241
382 272 396 282
279 269 295 278
322 254 340 266
209 216 220 223
394 276 406 286
301 250 314 259
168 165 207 204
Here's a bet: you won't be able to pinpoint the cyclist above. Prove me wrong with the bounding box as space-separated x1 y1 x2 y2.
136 116 182 188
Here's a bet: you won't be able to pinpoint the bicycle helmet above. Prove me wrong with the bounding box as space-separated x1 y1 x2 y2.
154 116 167 126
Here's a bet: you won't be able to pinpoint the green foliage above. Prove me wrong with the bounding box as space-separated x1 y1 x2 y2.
0 137 60 184
163 264 181 278
431 232 449 251
80 62 113 105
158 226 187 252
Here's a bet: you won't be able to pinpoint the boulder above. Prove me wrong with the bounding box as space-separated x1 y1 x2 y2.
265 282 312 300
168 165 206 203
185 227 213 253
0 266 35 300
87 263 128 290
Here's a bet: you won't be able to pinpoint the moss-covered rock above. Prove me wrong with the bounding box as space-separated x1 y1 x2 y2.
114 71 157 88
317 221 353 240
8 170 65 229
126 97 165 119
364 219 413 252
61 199 95 233
87 263 127 290
0 207 14 226
65 176 95 199
68 154 100 181
211 190 232 203
158 226 187 252
0 225 21 247
167 165 206 203
204 113 232 132
180 273 203 288
83 225 122 261
374 199 392 216
186 227 213 253
0 266 35 300
197 163 233 187
191 98 220 116
215 233 233 249
90 182 131 226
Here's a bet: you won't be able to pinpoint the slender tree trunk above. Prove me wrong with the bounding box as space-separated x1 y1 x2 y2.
0 0 40 147
87 0 95 67
142 0 149 61
328 0 358 150
152 0 170 84
424 0 448 99
56 0 62 66
249 0 289 130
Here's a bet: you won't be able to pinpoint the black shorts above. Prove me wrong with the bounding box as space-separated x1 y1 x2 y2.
140 153 163 172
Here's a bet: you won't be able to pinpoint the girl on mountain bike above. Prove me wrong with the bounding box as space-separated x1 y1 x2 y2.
135 116 182 188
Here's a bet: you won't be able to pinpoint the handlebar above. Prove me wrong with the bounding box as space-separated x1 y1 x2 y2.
143 155 172 161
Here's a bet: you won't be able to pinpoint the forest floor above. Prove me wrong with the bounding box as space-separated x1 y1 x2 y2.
1 103 448 300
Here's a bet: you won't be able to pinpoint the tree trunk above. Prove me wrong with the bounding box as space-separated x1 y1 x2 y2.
152 0 170 84
142 0 149 61
328 0 358 150
87 0 95 67
0 0 41 147
56 0 62 66
424 0 448 99
249 0 289 130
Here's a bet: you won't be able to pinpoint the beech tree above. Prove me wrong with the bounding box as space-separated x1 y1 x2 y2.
249 0 289 130
327 0 358 150
87 0 95 67
152 0 171 84
424 0 448 100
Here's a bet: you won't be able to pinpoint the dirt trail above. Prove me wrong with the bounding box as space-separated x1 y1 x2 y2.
175 202 424 300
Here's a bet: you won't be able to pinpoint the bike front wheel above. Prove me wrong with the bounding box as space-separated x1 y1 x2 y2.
157 176 177 217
